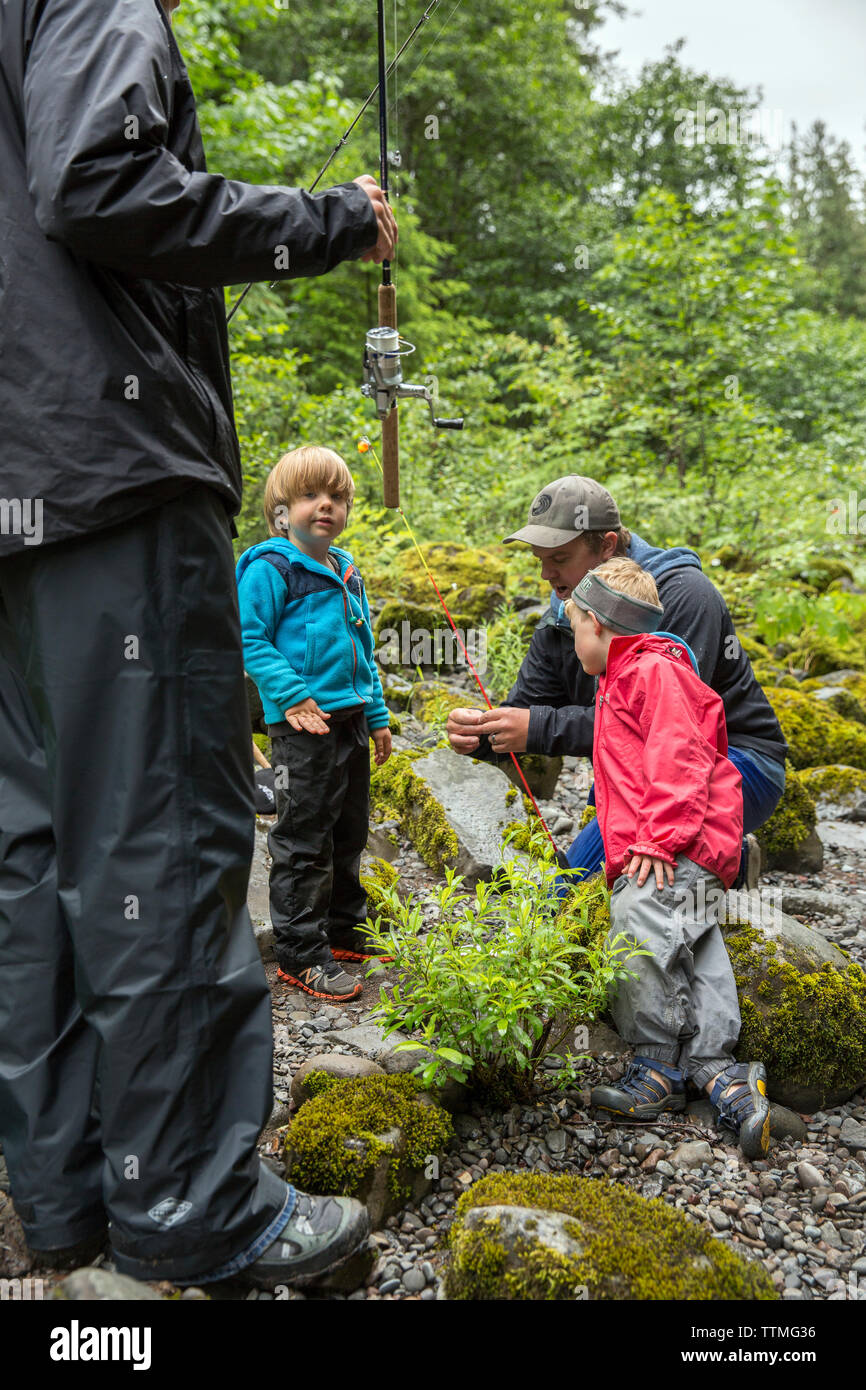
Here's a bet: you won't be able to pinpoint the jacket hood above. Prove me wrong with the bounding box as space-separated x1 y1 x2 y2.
601 631 700 689
547 529 702 631
235 537 352 585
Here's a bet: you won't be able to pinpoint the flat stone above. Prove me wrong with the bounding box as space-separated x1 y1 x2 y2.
769 1105 808 1143
53 1269 164 1301
402 1267 427 1293
670 1140 713 1170
406 746 531 886
545 1130 568 1157
796 1162 825 1190
708 1208 731 1231
290 1053 385 1107
839 1117 866 1151
328 1023 409 1061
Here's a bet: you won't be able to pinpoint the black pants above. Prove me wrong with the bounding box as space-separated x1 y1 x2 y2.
269 712 370 970
0 485 286 1280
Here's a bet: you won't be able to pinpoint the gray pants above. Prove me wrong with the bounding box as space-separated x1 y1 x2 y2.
607 855 741 1088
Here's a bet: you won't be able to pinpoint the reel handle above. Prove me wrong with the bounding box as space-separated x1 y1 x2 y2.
378 282 399 508
432 417 464 429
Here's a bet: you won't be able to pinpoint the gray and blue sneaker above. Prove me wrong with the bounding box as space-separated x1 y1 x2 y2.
237 1192 370 1289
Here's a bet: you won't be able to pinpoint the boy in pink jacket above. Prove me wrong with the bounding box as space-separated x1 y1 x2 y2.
564 558 770 1158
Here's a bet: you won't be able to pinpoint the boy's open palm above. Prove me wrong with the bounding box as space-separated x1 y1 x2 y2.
284 698 331 734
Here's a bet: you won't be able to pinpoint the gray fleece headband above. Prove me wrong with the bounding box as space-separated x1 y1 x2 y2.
570 571 664 636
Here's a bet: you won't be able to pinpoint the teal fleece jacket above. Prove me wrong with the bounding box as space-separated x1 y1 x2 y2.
236 538 390 731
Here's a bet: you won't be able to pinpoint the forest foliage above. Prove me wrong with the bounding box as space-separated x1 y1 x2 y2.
173 0 866 650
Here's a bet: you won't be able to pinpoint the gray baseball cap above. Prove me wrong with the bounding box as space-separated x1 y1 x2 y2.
503 475 621 547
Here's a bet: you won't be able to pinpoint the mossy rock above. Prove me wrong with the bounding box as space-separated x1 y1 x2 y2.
754 763 818 869
722 916 866 1111
370 748 459 872
375 601 477 669
799 764 866 818
284 1073 453 1226
443 1173 776 1300
738 632 769 662
789 556 855 592
381 674 414 711
809 687 866 727
767 688 866 770
786 632 866 679
501 753 562 801
753 662 798 690
252 732 271 759
393 542 507 601
361 856 402 931
410 681 485 727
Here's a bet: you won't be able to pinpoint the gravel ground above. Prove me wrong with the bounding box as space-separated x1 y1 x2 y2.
2 751 864 1301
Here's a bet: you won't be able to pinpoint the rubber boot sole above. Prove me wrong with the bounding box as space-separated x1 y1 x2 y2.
732 1062 771 1160
277 968 361 1001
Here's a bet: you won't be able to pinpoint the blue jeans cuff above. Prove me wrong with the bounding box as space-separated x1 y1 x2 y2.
180 1183 297 1285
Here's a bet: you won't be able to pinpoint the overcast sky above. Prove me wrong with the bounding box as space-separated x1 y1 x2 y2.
597 0 865 169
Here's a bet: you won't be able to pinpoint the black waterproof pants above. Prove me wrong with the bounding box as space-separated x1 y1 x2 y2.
268 712 370 971
0 484 287 1280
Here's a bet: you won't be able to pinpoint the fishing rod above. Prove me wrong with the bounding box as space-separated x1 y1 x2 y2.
360 0 463 506
226 0 447 327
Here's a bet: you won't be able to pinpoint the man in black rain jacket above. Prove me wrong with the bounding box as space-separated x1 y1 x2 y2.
0 0 395 1285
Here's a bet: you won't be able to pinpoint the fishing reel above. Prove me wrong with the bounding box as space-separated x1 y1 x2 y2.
361 326 463 430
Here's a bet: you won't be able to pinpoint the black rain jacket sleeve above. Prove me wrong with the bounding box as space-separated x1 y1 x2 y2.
23 0 377 287
474 617 598 765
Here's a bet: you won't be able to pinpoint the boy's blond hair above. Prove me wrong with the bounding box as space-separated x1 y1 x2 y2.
264 445 355 537
563 557 660 627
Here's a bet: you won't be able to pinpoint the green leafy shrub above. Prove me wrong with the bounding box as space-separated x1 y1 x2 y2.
364 829 646 1101
486 602 534 700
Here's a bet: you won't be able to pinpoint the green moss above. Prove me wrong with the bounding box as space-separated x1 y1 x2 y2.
790 556 855 592
738 632 768 662
768 689 866 770
505 786 518 806
818 690 866 726
799 765 866 800
388 711 403 734
370 748 459 872
754 762 816 858
361 856 402 931
786 632 866 679
382 681 413 711
252 732 271 758
444 1173 776 1301
578 803 598 831
375 600 477 655
555 872 611 951
722 924 866 1102
285 1073 453 1203
752 662 798 690
411 682 484 727
392 543 507 613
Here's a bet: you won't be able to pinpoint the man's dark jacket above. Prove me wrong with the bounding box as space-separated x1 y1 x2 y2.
482 533 788 767
0 0 378 553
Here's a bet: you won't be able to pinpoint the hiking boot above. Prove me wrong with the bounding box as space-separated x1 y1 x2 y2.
28 1227 109 1272
744 834 762 891
277 960 362 1001
591 1056 686 1120
708 1060 770 1159
330 926 394 964
236 1193 370 1290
